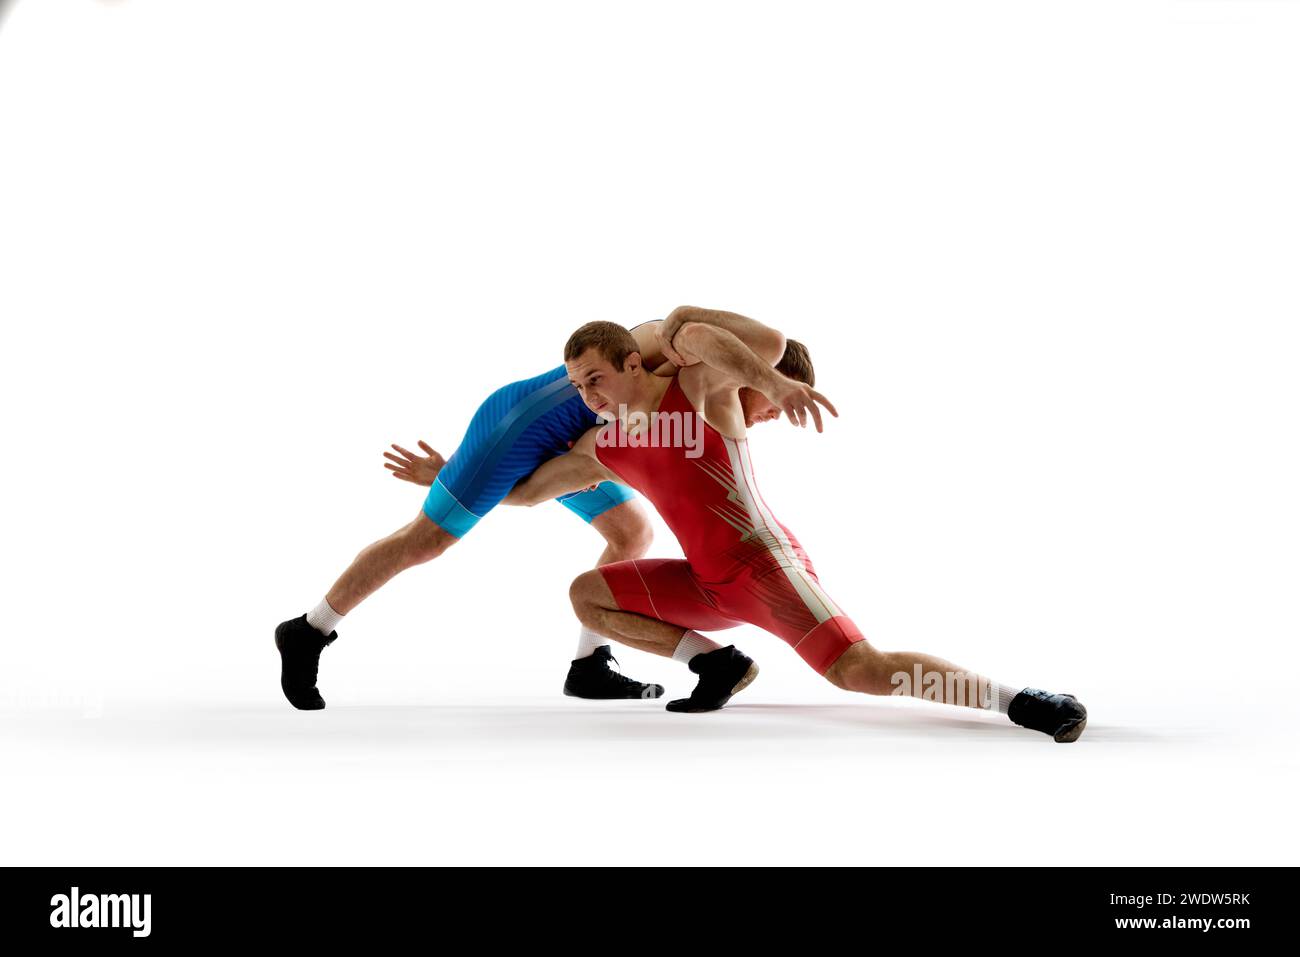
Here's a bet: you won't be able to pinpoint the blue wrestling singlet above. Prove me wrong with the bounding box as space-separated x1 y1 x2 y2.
421 365 637 538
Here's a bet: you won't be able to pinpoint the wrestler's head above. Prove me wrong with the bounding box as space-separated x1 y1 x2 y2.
738 338 816 427
564 322 818 429
564 321 645 419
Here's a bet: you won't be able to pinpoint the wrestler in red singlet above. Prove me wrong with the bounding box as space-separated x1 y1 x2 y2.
592 375 864 675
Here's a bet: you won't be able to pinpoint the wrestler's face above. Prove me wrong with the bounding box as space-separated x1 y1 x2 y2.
567 347 641 420
739 387 782 428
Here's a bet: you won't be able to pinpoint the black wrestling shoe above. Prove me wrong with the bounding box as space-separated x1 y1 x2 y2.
665 645 759 713
1008 688 1088 742
563 645 664 699
274 614 337 711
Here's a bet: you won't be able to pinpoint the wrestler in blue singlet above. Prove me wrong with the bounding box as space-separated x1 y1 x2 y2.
422 365 636 538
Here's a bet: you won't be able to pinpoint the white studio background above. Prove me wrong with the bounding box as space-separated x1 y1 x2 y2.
1 0 1297 865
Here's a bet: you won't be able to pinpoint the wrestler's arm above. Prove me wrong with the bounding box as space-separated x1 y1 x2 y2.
502 429 619 506
670 323 786 389
630 305 787 375
671 323 839 432
659 306 786 366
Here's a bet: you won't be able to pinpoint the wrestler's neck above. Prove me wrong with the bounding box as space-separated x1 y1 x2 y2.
617 371 673 423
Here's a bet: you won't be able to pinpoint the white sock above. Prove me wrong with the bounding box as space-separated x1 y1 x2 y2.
574 627 609 659
306 598 345 637
672 630 722 664
985 682 1023 714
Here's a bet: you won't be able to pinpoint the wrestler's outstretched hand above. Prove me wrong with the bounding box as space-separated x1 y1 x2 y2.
766 378 839 432
384 440 446 486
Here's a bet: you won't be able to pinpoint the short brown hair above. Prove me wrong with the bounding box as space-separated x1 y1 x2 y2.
776 338 815 386
564 321 640 370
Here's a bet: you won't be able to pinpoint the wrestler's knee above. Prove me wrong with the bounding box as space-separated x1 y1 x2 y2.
404 514 459 564
594 502 653 560
824 641 895 695
569 570 607 624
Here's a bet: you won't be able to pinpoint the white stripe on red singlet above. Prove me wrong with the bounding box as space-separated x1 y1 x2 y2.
721 436 842 624
631 560 664 621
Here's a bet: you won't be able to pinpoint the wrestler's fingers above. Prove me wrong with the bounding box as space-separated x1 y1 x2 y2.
811 390 838 418
806 398 824 433
785 400 805 428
